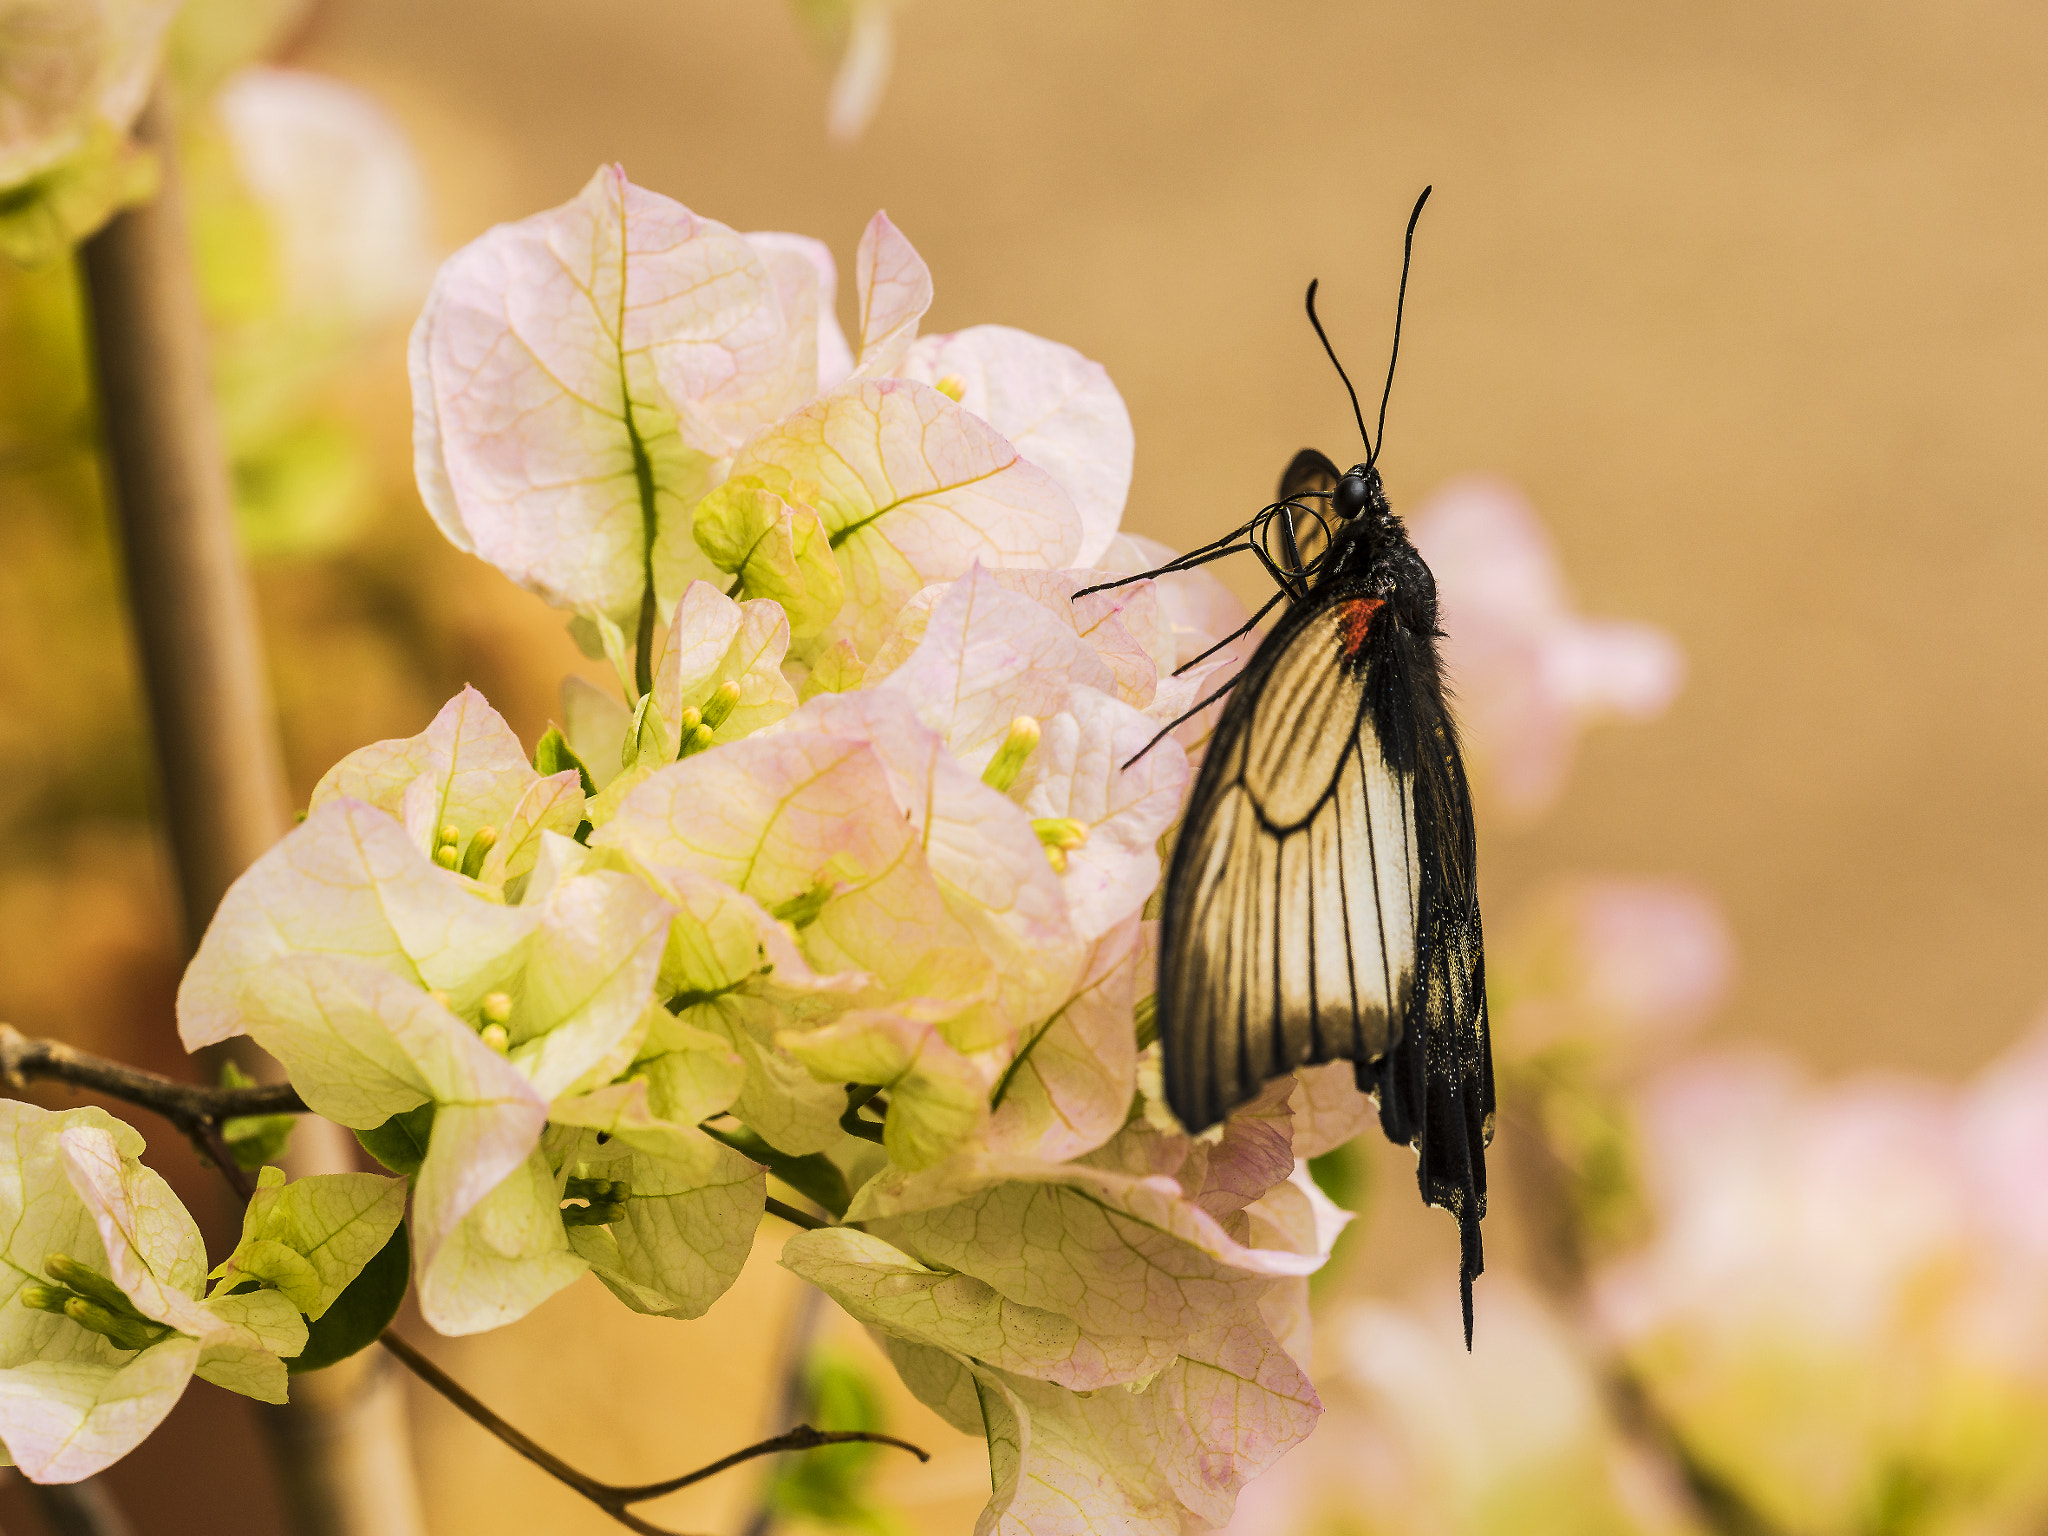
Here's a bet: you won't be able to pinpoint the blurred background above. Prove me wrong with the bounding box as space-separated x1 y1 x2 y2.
3 1 2046 1533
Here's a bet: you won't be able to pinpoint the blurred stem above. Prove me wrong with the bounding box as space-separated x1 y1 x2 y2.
77 93 290 953
75 88 426 1536
1503 1094 1787 1536
740 1283 829 1536
28 1477 136 1536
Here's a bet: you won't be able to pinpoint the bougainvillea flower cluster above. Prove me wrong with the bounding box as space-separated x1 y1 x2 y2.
0 160 1693 1529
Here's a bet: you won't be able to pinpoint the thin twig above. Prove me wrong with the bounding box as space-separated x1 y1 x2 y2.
0 1022 307 1178
763 1197 828 1231
0 1025 309 1121
378 1331 925 1536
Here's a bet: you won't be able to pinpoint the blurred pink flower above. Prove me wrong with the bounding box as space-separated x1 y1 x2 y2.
1410 477 1683 819
1496 877 1735 1060
214 66 431 329
1598 1022 2048 1532
1224 1279 1699 1536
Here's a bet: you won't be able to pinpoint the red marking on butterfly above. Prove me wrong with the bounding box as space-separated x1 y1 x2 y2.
1338 597 1384 658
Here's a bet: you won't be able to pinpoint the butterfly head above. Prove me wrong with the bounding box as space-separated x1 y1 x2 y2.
1332 464 1391 523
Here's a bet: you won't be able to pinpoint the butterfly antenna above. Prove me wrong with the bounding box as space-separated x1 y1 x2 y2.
1305 279 1372 458
1368 185 1431 472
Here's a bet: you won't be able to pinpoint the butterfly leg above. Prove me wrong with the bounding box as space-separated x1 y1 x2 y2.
1071 538 1262 600
1119 670 1246 770
1172 586 1289 679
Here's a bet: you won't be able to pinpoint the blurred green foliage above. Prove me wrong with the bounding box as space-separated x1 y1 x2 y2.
766 1346 907 1536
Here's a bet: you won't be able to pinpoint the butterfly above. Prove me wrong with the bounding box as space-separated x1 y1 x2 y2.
1096 189 1495 1340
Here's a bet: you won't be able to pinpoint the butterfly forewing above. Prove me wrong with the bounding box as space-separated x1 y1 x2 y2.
1159 595 1421 1131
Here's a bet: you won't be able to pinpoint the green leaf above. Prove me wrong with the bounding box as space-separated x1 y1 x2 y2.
1306 1143 1366 1300
289 1222 409 1375
221 1238 323 1312
534 724 598 798
1307 1142 1367 1214
219 1061 297 1170
768 1345 902 1535
355 1103 436 1177
701 1121 850 1219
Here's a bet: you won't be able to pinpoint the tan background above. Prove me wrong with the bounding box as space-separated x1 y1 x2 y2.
5 2 2045 1532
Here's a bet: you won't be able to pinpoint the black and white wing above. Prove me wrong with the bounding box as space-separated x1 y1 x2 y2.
1158 588 1421 1132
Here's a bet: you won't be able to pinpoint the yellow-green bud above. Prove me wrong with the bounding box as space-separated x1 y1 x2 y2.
479 1022 510 1054
44 1255 139 1318
458 825 498 879
426 988 452 1011
1032 817 1090 874
433 843 460 870
437 823 460 850
699 678 742 732
19 1283 71 1315
64 1297 164 1352
480 992 513 1028
676 722 717 759
933 373 967 402
981 715 1041 792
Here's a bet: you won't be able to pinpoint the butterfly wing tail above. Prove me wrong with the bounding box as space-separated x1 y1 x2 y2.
1358 897 1493 1346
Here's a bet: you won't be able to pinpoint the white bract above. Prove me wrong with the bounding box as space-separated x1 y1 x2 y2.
0 1103 400 1483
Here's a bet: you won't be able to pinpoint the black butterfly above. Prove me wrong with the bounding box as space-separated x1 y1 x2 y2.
1093 190 1495 1340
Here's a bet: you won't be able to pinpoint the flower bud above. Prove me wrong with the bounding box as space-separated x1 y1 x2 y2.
63 1297 165 1352
44 1255 139 1318
699 678 742 732
933 373 967 402
433 843 459 870
480 992 513 1028
1031 817 1089 874
479 1023 510 1054
437 823 461 850
458 825 498 879
676 722 717 759
981 716 1041 792
19 1283 71 1315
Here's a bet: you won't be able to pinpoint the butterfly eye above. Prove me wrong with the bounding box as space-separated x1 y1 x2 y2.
1332 471 1374 521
